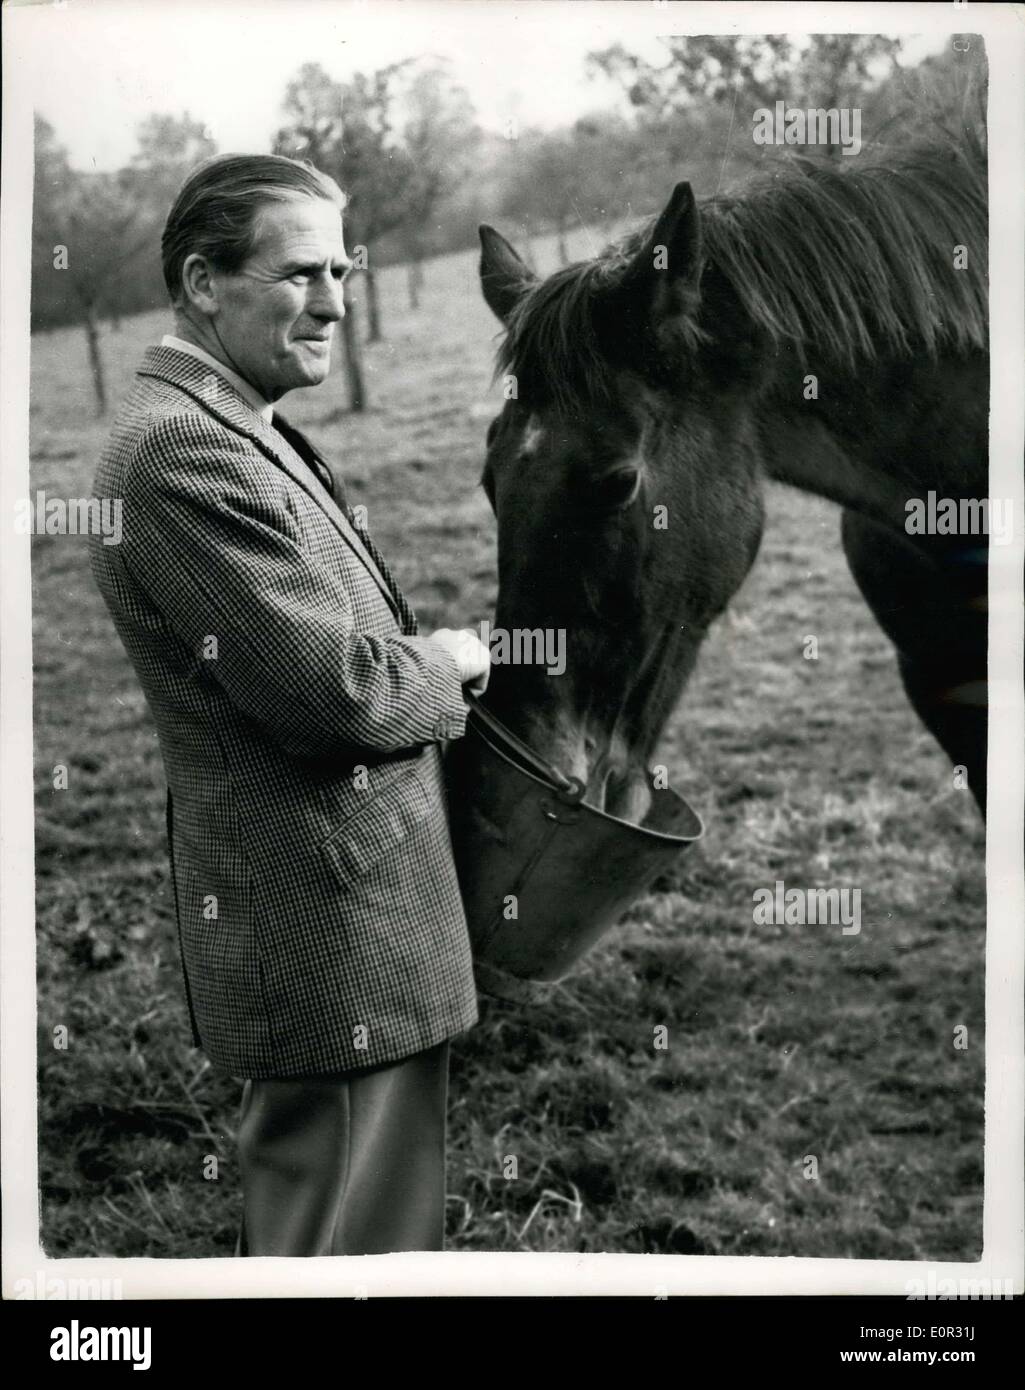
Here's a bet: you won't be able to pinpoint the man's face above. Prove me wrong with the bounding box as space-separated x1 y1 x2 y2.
210 196 351 402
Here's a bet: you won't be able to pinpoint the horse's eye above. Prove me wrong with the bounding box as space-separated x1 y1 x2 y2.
589 467 641 513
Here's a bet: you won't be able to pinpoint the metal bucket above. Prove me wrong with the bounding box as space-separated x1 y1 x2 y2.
445 699 703 1002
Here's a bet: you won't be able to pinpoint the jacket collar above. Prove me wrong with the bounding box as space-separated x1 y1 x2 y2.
160 333 274 421
137 345 404 623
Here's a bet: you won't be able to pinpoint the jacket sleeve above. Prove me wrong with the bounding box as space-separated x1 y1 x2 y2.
117 414 469 758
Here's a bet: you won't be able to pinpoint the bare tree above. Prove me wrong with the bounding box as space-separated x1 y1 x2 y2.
276 62 414 355
396 59 478 308
500 130 582 264
497 116 648 264
116 112 217 322
33 120 151 416
127 112 217 209
66 173 155 415
34 112 218 414
31 115 73 330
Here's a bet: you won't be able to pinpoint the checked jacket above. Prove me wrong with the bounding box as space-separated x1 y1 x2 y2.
90 345 478 1078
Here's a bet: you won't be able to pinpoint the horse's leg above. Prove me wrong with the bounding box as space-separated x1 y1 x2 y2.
840 509 987 816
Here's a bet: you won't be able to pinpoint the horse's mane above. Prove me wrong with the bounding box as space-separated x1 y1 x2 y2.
497 133 988 406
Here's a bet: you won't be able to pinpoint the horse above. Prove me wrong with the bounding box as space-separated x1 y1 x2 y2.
473 137 989 827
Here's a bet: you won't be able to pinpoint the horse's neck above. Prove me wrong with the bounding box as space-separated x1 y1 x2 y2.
758 407 906 528
757 353 988 533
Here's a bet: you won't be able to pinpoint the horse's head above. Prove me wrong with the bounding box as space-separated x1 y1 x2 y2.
477 184 766 821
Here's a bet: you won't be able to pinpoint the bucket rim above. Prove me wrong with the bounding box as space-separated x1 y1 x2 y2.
463 705 704 847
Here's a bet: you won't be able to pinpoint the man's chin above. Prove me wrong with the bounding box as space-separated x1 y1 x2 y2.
283 359 332 392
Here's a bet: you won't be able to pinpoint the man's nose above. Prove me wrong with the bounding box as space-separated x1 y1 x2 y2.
307 274 345 322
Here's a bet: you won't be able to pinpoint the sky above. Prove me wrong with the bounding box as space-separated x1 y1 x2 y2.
13 0 949 171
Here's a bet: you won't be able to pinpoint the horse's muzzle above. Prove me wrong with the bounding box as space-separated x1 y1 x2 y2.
444 699 703 1003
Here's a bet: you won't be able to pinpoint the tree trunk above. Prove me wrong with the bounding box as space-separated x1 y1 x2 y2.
556 223 570 266
823 88 843 159
83 305 107 417
364 267 383 343
340 284 366 413
406 257 424 311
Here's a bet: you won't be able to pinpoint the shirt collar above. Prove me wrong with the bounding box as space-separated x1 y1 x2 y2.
160 334 275 421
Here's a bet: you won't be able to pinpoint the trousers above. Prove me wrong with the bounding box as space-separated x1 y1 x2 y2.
234 1039 450 1256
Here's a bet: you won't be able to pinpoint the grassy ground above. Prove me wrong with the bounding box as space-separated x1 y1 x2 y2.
31 226 984 1262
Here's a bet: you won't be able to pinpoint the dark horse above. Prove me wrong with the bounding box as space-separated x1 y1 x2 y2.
475 138 989 823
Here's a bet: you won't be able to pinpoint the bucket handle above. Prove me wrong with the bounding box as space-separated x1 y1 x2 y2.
464 695 586 804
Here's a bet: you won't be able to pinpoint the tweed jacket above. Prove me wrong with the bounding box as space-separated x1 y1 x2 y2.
90 345 479 1078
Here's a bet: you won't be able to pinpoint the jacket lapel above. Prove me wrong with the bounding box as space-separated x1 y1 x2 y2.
137 346 412 629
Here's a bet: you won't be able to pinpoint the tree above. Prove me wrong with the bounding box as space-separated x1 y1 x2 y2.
588 35 798 121
65 171 153 415
794 35 904 156
395 59 478 308
589 35 904 160
275 62 414 350
562 112 657 231
127 112 217 210
496 114 652 264
274 65 366 410
871 36 986 150
31 116 73 330
32 112 218 413
116 112 217 322
499 129 584 264
34 117 152 413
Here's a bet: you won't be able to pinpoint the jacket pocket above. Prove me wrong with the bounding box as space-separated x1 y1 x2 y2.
319 767 431 881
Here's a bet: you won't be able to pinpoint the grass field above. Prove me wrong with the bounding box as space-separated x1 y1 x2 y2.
31 225 985 1262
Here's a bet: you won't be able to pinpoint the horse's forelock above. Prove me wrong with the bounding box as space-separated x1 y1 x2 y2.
495 259 623 414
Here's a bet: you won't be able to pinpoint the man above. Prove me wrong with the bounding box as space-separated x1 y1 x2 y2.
90 153 490 1256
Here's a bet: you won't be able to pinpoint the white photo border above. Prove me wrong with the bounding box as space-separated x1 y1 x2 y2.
2 0 1022 1299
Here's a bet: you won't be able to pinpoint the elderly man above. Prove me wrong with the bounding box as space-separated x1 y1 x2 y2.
90 153 490 1256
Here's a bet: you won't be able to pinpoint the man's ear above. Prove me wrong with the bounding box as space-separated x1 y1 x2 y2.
478 224 536 323
180 253 220 318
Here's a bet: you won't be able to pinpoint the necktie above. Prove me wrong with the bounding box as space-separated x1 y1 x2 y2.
270 412 417 635
271 411 347 510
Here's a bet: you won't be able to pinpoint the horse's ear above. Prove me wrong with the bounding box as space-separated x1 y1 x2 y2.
614 181 703 324
479 225 536 323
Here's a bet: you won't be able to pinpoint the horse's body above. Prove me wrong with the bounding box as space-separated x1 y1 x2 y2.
476 138 989 818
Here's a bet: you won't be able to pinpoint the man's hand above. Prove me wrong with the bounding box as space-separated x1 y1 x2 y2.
429 628 491 694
